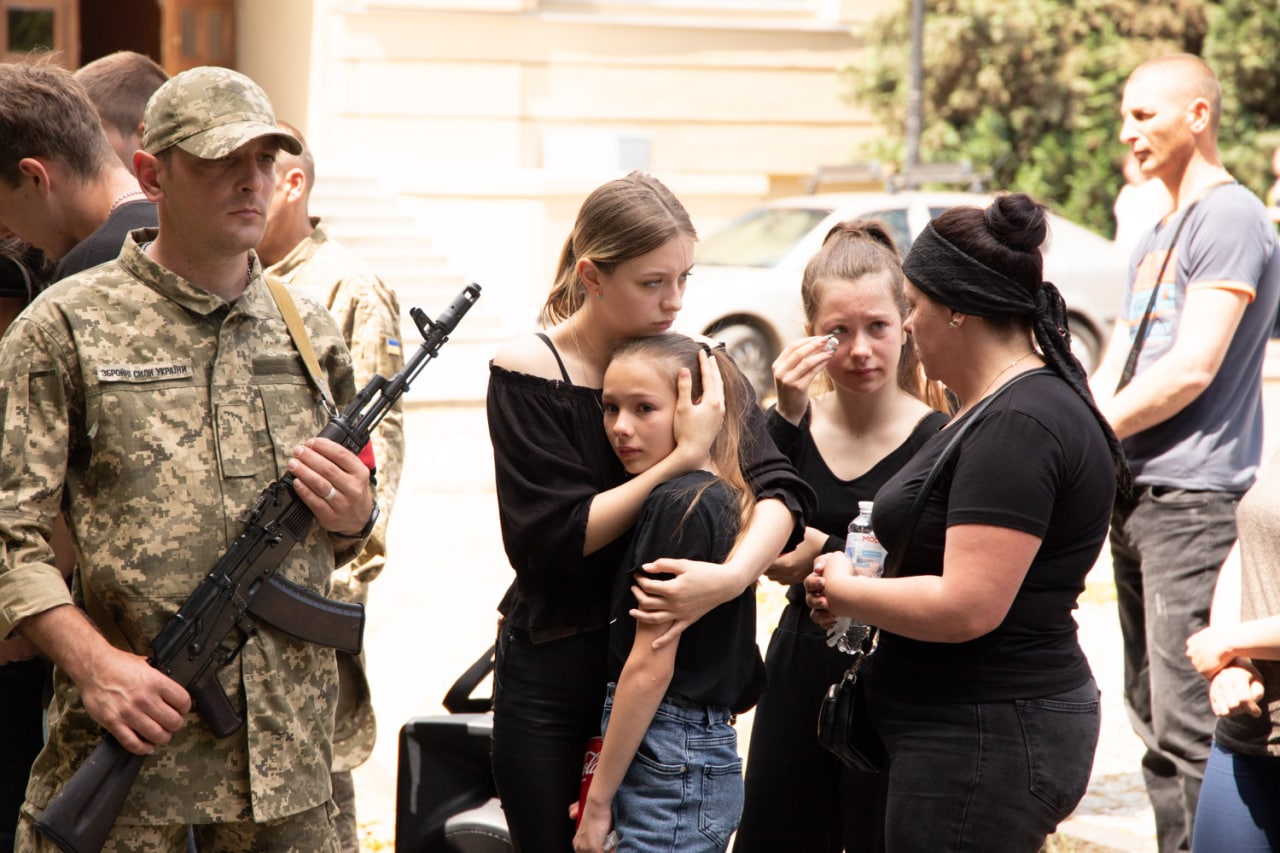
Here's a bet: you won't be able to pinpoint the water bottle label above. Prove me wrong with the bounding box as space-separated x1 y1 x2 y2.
851 534 886 576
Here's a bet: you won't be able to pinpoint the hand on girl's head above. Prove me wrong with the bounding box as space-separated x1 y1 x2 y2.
673 349 724 454
697 347 726 405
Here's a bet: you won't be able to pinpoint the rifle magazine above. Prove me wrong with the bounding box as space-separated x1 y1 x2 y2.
246 574 364 655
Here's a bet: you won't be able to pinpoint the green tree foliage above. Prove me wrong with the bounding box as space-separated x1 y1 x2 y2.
1204 0 1280 199
846 0 1280 236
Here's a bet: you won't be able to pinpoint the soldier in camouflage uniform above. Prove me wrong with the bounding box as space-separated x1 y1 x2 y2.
257 120 405 853
0 66 378 852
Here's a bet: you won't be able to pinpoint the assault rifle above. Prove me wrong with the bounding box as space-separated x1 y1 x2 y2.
36 283 482 853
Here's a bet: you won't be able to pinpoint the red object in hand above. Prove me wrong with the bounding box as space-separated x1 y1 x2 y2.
576 736 604 828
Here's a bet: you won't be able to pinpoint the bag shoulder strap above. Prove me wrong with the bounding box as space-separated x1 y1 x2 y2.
442 644 496 713
883 367 1052 580
1115 182 1232 392
264 273 336 411
850 368 1050 662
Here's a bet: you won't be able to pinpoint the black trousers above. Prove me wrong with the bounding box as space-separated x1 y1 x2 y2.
490 623 608 853
735 601 886 853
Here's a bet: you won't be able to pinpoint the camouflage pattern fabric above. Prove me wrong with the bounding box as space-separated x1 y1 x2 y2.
0 230 357 824
266 219 405 772
141 66 302 160
15 799 339 852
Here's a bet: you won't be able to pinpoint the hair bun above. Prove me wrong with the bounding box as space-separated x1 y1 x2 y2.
822 219 901 255
985 193 1048 254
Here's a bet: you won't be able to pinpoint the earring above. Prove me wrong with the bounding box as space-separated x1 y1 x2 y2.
949 317 961 328
596 291 604 300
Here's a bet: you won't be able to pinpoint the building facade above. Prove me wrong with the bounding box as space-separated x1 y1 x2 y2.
8 0 891 344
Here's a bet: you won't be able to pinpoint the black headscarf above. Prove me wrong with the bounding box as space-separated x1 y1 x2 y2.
903 220 1131 493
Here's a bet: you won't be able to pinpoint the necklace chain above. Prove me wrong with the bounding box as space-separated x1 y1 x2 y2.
976 351 1036 402
109 189 145 212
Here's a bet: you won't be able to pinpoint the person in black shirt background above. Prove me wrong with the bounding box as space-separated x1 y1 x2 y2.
0 230 53 853
735 220 948 853
0 58 157 848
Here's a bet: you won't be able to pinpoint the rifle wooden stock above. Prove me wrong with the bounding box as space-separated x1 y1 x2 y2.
35 737 144 853
35 284 481 853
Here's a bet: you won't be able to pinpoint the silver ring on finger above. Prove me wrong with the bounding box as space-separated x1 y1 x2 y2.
323 485 337 502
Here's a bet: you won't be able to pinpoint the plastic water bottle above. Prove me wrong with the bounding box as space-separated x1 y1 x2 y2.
826 501 887 653
847 501 886 576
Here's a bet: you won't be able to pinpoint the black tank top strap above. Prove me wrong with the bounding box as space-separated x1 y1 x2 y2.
534 332 573 384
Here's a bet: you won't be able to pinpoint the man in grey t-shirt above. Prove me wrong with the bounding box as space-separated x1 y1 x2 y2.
1093 53 1280 853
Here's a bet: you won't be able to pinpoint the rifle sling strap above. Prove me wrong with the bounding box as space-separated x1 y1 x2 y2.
264 274 337 412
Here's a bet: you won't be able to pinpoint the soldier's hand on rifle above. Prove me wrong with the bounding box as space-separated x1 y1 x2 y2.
287 437 376 538
80 644 192 755
21 604 191 755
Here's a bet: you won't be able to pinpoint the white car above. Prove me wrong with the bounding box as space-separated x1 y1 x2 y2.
677 191 1130 398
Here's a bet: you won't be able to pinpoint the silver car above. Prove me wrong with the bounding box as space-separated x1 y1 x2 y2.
677 191 1130 398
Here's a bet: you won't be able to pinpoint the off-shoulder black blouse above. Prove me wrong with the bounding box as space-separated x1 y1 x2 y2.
486 362 815 631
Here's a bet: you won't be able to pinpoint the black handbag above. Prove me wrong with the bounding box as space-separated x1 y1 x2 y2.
816 636 884 772
816 369 1050 772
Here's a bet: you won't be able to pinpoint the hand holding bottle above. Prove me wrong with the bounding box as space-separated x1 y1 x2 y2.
826 501 885 653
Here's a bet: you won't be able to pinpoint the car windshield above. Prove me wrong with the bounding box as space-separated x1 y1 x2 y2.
865 209 913 251
696 207 830 267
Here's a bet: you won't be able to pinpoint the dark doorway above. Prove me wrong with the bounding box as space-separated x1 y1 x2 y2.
79 0 160 67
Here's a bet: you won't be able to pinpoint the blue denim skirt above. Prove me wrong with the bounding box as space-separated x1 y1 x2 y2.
602 684 743 852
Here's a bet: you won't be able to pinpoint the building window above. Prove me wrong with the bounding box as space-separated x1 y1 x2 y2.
7 7 54 52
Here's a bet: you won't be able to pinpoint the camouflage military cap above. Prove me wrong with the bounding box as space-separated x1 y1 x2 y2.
141 65 302 158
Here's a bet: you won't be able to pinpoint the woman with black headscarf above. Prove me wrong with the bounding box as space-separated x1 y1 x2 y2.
804 193 1129 851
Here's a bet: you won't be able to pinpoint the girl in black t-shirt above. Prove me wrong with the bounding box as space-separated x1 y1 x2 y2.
573 335 761 853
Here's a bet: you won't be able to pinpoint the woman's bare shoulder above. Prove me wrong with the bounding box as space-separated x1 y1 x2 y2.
492 331 562 380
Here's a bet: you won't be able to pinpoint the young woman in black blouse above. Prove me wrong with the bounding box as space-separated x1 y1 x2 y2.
486 171 814 852
734 221 948 853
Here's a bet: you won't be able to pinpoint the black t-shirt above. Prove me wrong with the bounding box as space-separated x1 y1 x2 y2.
867 372 1115 702
765 406 949 610
607 471 764 713
53 201 157 281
